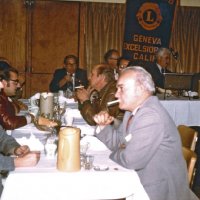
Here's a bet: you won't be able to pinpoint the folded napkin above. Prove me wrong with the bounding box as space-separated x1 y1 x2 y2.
16 134 44 151
30 93 40 106
80 136 107 151
76 124 95 136
64 108 82 119
58 96 75 104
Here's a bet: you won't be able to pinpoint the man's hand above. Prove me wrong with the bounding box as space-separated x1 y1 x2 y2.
14 145 30 157
14 151 40 167
76 88 90 103
64 74 72 82
93 111 114 126
59 74 72 87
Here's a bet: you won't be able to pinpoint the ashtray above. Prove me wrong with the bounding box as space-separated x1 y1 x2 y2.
93 165 109 171
34 117 61 132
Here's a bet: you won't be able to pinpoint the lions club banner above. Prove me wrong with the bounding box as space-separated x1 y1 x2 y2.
122 0 176 64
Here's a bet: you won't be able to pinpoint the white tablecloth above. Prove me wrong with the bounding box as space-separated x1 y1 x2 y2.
160 100 200 126
1 147 149 200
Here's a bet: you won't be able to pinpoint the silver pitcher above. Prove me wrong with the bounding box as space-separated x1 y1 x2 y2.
40 92 54 119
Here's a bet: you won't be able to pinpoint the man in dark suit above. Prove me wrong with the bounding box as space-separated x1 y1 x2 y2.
93 66 198 200
49 55 88 93
146 47 172 89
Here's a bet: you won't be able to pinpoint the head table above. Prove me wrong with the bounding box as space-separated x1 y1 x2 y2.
1 99 149 200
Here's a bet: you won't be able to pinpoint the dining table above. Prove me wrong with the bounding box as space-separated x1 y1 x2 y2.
1 98 150 200
159 96 200 126
1 146 149 200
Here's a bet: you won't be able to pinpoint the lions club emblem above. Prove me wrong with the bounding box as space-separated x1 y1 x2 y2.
136 3 163 31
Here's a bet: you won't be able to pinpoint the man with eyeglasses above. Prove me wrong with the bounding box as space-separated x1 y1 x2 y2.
0 67 34 130
104 49 120 80
49 55 88 93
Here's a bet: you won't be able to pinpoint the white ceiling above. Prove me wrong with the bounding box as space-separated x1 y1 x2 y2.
58 0 126 3
58 0 200 7
180 0 200 7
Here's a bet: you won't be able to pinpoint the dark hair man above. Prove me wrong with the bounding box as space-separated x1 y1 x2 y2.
0 67 33 130
49 55 88 93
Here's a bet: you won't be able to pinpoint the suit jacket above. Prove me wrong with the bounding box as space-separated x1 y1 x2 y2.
0 125 20 195
97 96 198 200
145 62 171 88
49 68 88 92
0 91 27 130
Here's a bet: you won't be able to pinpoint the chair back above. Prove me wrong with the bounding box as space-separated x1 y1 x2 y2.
182 147 197 187
178 125 198 151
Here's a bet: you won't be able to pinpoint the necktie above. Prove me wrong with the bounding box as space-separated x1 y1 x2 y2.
126 114 133 131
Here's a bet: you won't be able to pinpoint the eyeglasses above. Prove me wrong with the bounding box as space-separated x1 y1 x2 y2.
9 79 19 85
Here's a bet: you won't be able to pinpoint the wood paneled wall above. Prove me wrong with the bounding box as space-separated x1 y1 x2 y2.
0 0 80 97
0 1 199 97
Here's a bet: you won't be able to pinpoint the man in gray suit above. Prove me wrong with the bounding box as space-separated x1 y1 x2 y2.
94 66 198 200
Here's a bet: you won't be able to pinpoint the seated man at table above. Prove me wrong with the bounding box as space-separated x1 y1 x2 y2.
76 63 123 126
93 66 198 200
104 49 120 80
0 67 34 130
0 124 40 196
145 47 172 92
49 55 88 93
0 60 27 110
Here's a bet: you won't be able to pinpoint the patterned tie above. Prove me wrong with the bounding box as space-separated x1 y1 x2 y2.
126 114 133 131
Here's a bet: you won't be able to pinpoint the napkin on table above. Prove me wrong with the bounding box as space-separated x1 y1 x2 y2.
16 134 44 151
81 136 107 151
30 93 40 107
58 96 75 104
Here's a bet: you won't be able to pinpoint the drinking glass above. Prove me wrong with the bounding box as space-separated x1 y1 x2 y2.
84 155 94 170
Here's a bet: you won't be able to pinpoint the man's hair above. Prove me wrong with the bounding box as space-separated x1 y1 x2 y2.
104 49 119 62
155 47 170 61
95 63 115 83
0 66 19 81
0 60 11 71
123 66 155 94
64 55 79 66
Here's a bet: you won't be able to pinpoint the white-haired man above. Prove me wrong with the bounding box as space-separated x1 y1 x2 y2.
146 47 172 89
94 66 198 200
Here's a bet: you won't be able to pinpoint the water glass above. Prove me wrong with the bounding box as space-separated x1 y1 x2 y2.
84 155 94 170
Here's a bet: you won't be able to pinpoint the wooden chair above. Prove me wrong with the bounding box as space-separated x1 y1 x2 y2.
182 147 197 187
178 125 198 151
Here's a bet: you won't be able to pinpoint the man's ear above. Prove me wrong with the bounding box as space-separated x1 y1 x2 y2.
135 84 144 96
2 79 8 87
0 81 3 89
99 74 105 81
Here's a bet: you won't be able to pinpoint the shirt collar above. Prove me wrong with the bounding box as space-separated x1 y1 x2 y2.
131 106 140 116
156 63 162 72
